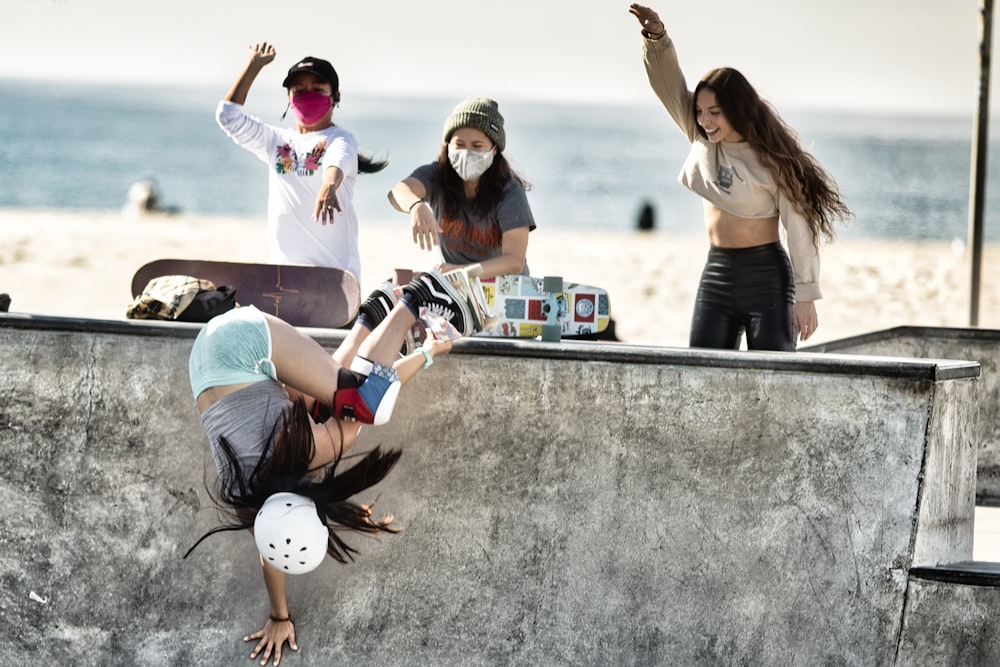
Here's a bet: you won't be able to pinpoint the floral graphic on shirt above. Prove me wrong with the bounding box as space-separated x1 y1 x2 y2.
274 140 327 175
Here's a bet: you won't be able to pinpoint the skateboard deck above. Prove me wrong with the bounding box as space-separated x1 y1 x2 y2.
131 259 360 328
479 275 610 339
391 269 609 340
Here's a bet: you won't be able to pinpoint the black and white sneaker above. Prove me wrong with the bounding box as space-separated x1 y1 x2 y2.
440 264 498 332
401 270 474 336
358 283 416 354
357 283 400 331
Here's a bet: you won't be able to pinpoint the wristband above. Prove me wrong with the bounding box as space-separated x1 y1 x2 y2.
408 199 424 212
269 614 292 623
417 346 433 369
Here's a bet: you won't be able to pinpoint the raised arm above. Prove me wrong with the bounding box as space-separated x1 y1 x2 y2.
628 3 666 38
224 42 277 105
629 4 699 142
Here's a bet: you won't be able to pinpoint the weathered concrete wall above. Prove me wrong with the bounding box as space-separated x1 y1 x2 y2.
896 570 1000 665
805 326 1000 504
0 315 984 666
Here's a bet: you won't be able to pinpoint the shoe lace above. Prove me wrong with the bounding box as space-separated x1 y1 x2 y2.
422 301 458 323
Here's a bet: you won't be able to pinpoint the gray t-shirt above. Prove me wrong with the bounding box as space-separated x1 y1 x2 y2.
410 163 536 274
200 380 292 488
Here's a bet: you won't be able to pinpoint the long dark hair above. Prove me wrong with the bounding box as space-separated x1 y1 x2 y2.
432 145 529 220
333 91 388 175
185 398 401 564
693 68 852 247
359 154 389 174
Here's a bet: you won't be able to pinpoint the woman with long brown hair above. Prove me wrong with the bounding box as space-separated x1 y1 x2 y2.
630 4 851 350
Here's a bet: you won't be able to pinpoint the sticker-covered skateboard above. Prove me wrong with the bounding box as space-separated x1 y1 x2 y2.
479 275 610 339
131 259 360 328
391 269 610 340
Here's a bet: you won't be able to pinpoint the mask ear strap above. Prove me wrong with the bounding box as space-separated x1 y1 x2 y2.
280 101 290 121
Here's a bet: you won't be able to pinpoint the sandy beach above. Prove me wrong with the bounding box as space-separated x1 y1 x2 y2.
3 208 1000 347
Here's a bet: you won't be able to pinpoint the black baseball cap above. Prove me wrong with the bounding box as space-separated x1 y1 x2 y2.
281 57 339 90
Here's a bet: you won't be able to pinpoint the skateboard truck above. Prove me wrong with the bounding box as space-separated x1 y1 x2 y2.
541 276 563 342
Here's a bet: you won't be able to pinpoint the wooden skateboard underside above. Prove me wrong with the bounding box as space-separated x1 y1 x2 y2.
132 259 360 328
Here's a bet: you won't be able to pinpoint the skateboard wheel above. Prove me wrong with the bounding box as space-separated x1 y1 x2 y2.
466 263 484 279
542 276 563 293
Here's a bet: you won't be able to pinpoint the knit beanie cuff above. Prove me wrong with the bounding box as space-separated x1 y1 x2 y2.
442 97 505 151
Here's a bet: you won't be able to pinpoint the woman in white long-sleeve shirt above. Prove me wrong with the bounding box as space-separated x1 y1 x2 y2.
216 43 386 279
629 4 851 350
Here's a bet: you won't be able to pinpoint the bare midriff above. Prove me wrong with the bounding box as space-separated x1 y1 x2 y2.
704 200 780 249
196 382 257 414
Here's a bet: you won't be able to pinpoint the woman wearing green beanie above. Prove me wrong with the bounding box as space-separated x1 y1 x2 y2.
388 96 536 279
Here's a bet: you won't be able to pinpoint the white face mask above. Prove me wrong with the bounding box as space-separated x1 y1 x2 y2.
448 146 495 181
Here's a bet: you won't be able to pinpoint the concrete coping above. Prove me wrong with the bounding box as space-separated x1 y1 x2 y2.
0 313 980 383
910 561 1000 587
803 325 1000 353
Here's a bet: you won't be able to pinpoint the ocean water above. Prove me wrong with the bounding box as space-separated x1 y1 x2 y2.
1 79 996 241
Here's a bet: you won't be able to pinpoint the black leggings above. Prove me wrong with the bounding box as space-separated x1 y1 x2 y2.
689 242 796 351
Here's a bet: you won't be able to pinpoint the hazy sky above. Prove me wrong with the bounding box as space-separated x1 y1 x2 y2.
1 0 991 115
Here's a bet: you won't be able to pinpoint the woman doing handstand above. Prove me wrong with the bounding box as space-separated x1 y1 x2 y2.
185 268 479 665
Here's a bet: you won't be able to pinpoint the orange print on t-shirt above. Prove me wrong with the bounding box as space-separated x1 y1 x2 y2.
439 217 501 249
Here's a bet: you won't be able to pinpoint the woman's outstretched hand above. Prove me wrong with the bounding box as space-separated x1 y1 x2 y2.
313 181 342 224
247 42 277 68
410 203 441 251
628 4 665 36
245 617 297 666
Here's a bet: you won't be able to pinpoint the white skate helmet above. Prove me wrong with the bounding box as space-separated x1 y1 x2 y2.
254 492 328 575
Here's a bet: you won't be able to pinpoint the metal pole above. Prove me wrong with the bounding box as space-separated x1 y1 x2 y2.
969 0 993 326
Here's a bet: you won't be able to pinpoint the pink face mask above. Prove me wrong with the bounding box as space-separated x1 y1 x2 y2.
289 91 332 125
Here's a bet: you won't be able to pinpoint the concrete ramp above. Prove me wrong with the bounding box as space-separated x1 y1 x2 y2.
0 315 986 665
806 326 1000 504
